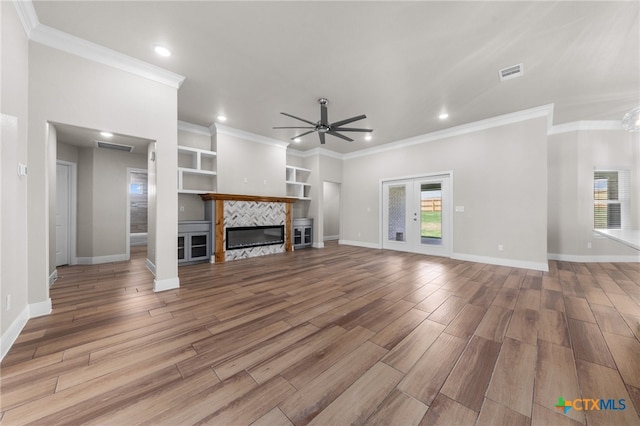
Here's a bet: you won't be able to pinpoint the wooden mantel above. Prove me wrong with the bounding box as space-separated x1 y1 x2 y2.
199 193 298 262
199 193 298 204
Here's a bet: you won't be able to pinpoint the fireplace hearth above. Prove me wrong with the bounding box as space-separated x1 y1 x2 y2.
226 225 285 250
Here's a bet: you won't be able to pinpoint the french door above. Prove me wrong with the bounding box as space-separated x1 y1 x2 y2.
382 175 452 257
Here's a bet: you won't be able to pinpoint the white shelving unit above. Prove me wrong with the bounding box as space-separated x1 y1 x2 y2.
286 165 311 200
178 145 217 194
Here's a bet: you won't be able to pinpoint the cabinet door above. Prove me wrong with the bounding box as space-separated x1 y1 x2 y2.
294 228 302 245
178 235 186 262
190 233 210 260
303 226 312 245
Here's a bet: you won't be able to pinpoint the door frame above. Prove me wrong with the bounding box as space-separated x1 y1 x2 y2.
56 160 77 265
380 171 453 257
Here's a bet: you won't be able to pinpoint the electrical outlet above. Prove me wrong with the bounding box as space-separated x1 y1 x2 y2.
180 205 185 212
6 294 11 311
587 242 592 249
498 244 504 251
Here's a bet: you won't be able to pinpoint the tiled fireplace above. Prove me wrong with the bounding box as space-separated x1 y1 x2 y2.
200 193 297 262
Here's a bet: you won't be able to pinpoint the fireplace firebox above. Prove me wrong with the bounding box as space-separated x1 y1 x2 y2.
226 225 285 250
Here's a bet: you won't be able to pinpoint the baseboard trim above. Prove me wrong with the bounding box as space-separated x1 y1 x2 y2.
0 306 29 361
146 258 156 276
49 269 58 287
1 298 53 361
452 253 550 272
312 242 325 249
324 235 339 241
30 298 53 317
339 240 382 250
153 276 180 292
548 253 640 263
76 254 129 265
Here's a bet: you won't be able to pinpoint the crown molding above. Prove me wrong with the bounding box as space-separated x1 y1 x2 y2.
214 124 289 149
178 121 211 136
343 104 554 160
287 147 345 160
13 0 185 89
548 120 622 135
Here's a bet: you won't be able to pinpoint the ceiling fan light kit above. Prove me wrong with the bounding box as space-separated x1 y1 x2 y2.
273 98 373 144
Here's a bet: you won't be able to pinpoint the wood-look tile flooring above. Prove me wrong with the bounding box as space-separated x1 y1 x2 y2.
2 243 640 425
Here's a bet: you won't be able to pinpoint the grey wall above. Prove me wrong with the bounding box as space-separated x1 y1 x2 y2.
342 116 550 269
323 181 341 239
548 128 640 259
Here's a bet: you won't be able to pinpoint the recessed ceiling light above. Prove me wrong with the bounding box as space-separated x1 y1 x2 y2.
154 45 171 57
217 115 227 122
439 113 449 120
100 131 114 138
293 138 301 143
364 134 372 141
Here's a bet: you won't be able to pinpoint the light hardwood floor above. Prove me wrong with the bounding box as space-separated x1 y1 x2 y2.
1 242 639 425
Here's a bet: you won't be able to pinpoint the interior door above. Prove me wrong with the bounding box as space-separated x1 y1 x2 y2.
382 175 451 257
56 163 70 266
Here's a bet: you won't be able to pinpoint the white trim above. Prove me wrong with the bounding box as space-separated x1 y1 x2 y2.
76 254 129 265
324 235 339 241
13 1 184 89
288 147 345 160
312 242 325 249
56 160 77 265
1 306 29 361
49 269 58 287
178 121 212 136
548 120 622 135
153 276 180 292
339 239 382 249
548 253 640 263
214 124 290 149
30 298 53 317
452 253 550 272
146 258 157 276
344 104 554 160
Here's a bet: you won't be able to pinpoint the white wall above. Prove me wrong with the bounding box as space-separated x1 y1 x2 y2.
216 128 287 197
177 127 214 221
342 116 549 270
1 1 31 357
323 181 341 239
548 128 640 261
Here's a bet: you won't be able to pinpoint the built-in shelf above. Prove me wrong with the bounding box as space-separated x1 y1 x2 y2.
178 145 217 194
286 165 311 200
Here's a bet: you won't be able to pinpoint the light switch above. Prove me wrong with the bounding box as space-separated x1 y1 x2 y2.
455 206 464 212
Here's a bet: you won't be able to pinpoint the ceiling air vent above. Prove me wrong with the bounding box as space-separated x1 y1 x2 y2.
95 140 134 152
499 63 524 82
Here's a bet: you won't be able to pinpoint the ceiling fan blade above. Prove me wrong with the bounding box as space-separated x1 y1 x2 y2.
280 112 316 126
332 127 373 132
292 130 316 139
319 133 326 144
330 114 367 128
320 103 328 126
273 126 315 129
328 131 354 142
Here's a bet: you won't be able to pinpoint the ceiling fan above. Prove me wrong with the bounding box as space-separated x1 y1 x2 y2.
273 98 372 144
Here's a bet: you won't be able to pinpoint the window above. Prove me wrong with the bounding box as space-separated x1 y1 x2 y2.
594 170 629 229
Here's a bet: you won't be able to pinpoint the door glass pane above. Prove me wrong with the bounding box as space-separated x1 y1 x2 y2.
388 185 406 241
420 183 442 245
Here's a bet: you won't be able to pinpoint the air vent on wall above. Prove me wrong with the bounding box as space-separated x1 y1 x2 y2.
499 63 524 81
95 140 134 152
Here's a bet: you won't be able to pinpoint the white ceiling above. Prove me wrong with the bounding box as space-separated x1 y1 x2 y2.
33 1 639 154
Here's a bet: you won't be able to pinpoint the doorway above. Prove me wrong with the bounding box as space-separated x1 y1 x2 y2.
323 181 341 241
127 169 148 257
382 174 452 257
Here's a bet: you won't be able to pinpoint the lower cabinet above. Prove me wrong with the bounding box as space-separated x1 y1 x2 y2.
178 221 211 264
293 218 313 249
